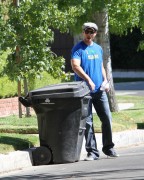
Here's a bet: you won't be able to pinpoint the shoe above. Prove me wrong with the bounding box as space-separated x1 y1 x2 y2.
104 148 119 158
84 155 99 161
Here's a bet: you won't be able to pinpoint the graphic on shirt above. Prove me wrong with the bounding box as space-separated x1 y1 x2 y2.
88 54 99 60
86 49 99 60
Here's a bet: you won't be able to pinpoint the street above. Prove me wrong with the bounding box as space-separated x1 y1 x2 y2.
0 144 144 180
114 81 144 96
114 81 144 91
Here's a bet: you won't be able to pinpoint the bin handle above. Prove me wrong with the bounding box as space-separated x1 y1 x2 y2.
84 95 92 99
79 127 86 133
79 127 86 130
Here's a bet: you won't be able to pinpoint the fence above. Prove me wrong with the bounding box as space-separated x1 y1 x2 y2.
0 97 31 117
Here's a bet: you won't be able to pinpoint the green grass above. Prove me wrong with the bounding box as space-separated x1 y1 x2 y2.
0 115 38 133
93 95 144 133
0 133 39 153
0 115 39 154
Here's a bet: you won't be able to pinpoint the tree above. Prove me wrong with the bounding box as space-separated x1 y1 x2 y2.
94 11 118 111
0 0 80 81
108 0 144 35
0 0 84 116
0 0 143 113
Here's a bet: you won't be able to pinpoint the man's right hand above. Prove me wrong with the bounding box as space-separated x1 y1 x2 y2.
88 79 95 91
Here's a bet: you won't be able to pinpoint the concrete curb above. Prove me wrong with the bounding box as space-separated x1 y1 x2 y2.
0 150 33 174
80 129 144 160
113 129 144 148
0 129 144 174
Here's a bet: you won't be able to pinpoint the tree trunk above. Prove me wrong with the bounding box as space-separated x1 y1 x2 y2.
16 46 22 118
24 77 31 117
13 0 19 6
13 0 23 117
93 11 118 112
18 80 22 118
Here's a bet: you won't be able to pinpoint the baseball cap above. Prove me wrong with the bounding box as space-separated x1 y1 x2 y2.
82 22 98 31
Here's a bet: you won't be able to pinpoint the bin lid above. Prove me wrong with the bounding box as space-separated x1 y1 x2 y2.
29 81 90 99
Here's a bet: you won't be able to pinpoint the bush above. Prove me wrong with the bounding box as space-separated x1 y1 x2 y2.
0 71 61 98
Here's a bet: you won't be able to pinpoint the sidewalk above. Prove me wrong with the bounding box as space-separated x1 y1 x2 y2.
0 129 144 174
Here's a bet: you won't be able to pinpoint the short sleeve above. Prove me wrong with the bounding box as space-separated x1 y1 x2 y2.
71 44 81 60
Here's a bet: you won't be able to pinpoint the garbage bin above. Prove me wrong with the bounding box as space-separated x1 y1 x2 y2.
19 81 90 165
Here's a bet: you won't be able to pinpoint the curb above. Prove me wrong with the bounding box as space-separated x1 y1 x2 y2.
80 129 144 160
0 129 144 174
113 129 144 148
0 150 33 174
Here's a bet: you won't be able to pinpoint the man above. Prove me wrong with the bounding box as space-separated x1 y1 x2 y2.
71 22 118 161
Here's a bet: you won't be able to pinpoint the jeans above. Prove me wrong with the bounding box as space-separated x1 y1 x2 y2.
85 91 114 158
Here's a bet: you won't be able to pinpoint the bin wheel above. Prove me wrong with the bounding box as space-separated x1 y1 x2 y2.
32 146 52 166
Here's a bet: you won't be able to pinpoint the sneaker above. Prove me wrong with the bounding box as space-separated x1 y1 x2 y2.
104 148 119 158
84 155 99 161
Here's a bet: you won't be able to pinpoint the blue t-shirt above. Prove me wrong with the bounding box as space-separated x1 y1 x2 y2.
71 41 103 93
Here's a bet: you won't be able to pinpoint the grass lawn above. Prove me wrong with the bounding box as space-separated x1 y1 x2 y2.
0 115 39 154
0 133 39 153
0 95 144 154
93 95 144 132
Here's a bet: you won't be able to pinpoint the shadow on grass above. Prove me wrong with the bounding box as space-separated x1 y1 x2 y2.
123 108 144 111
137 123 144 129
0 136 34 150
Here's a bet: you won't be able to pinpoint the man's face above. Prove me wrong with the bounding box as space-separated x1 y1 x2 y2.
83 28 97 41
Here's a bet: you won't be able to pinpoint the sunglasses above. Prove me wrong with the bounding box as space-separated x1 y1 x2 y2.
85 30 96 34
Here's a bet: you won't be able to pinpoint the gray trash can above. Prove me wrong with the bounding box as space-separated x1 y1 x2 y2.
19 81 90 165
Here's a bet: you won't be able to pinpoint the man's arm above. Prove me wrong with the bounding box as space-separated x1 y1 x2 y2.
71 58 95 91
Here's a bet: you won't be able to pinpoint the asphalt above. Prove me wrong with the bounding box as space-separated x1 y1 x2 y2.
0 79 144 174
